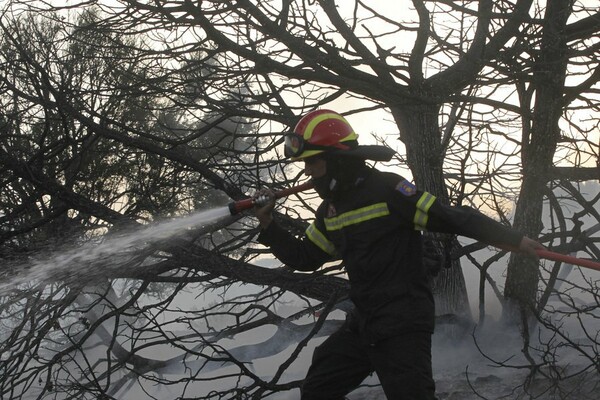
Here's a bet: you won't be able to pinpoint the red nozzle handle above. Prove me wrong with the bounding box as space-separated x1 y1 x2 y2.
272 181 315 199
228 181 315 215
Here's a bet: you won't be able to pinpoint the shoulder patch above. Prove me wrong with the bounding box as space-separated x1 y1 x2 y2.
396 179 417 196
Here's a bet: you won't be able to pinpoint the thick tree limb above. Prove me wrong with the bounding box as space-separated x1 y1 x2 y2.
551 166 600 182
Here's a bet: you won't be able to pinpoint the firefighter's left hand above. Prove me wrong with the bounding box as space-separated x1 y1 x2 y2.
253 188 276 229
518 236 546 260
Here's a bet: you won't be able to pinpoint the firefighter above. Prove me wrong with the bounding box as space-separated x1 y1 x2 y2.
254 109 544 400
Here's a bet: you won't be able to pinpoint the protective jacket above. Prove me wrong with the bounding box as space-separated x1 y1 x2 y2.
258 167 523 344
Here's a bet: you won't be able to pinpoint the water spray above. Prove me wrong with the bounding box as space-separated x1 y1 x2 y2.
228 181 315 215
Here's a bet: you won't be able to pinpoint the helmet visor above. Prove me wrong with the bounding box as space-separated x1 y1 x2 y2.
284 133 304 158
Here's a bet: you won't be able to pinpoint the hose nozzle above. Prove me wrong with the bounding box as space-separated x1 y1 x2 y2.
228 181 314 215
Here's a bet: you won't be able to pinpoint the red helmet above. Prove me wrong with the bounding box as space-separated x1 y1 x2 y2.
284 109 358 160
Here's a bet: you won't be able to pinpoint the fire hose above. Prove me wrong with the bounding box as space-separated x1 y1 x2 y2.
495 243 600 271
227 181 600 271
531 249 600 271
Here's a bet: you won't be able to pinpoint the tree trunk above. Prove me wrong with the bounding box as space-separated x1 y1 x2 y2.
504 0 572 313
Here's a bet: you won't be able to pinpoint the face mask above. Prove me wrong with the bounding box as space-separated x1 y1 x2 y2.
312 174 335 199
311 155 366 200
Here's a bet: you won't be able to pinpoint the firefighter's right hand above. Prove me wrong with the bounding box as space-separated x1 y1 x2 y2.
518 236 546 260
253 188 276 228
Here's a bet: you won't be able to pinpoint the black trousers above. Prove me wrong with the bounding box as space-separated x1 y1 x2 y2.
301 326 436 400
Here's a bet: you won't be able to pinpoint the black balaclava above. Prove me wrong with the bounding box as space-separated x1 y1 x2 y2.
312 153 369 201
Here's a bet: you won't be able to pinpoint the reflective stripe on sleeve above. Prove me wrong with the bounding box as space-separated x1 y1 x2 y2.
324 203 390 231
414 192 436 231
306 223 336 256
